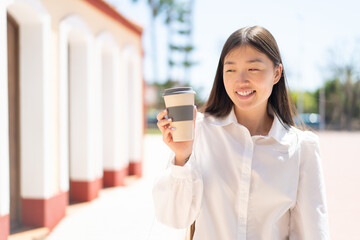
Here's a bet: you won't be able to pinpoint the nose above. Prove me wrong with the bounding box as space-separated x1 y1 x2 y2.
235 70 250 84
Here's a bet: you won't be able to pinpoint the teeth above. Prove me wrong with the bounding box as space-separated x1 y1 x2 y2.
236 90 254 96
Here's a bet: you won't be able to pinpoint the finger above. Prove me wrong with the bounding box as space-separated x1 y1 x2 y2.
163 126 176 144
157 118 172 127
156 109 168 121
157 118 172 133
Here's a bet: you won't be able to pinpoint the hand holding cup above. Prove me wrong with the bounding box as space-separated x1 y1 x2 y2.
157 87 197 166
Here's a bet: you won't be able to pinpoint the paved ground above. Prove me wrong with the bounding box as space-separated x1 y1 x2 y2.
45 134 186 240
317 131 360 240
38 132 360 239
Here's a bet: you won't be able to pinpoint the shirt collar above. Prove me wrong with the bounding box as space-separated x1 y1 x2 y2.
267 112 289 144
205 105 289 144
204 106 238 127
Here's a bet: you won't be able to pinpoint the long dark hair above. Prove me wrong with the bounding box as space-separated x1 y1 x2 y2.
200 26 296 128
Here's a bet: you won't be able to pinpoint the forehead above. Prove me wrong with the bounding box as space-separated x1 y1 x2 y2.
224 45 269 62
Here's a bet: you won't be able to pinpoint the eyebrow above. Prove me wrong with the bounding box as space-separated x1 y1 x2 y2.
224 61 235 65
224 58 264 65
247 58 264 63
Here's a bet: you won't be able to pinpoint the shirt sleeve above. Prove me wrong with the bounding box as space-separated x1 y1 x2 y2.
289 131 330 240
152 152 203 229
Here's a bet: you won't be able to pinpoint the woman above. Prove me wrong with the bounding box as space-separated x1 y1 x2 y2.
153 26 330 240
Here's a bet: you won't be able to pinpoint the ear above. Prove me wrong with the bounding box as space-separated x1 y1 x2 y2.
273 63 283 85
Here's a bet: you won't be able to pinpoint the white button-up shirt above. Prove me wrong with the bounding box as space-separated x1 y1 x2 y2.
152 106 330 240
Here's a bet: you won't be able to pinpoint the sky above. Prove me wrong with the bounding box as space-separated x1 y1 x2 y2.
107 0 360 100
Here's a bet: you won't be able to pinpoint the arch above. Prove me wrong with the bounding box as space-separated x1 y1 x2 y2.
96 31 119 54
1 0 59 231
59 14 102 202
6 0 53 200
6 0 49 25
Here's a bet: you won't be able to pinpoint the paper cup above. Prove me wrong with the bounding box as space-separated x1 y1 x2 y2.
163 87 196 142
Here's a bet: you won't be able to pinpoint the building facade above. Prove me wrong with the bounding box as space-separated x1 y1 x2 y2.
0 0 145 238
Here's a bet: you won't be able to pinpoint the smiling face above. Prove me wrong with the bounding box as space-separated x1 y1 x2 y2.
223 44 282 119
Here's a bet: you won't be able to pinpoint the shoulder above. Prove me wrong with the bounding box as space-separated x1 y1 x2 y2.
289 127 320 157
290 127 319 145
195 111 215 128
193 111 220 145
195 111 205 122
195 111 227 130
193 111 205 135
194 111 205 127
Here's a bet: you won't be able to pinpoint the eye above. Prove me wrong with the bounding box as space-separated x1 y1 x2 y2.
226 69 235 72
249 69 259 71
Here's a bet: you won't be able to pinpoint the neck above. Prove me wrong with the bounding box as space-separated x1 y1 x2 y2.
234 105 273 136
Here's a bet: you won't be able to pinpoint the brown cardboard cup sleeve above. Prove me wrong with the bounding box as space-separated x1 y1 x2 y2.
167 105 195 122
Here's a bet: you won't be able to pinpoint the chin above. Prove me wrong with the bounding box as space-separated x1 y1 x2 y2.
233 102 255 112
232 99 266 114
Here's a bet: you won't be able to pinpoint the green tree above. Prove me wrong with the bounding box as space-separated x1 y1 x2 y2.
317 42 360 130
130 0 175 82
129 0 196 84
290 91 318 113
165 0 196 84
320 75 360 130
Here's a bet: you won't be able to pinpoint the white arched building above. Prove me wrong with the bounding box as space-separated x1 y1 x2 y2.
0 0 144 238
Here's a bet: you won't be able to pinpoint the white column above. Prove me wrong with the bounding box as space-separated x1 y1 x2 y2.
102 50 116 169
128 53 144 163
120 49 132 167
113 50 130 170
42 15 57 198
0 2 10 216
68 42 91 181
58 24 70 193
20 21 55 199
99 37 127 171
87 37 103 180
68 39 101 182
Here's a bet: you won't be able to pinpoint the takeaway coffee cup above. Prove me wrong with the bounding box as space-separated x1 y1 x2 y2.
163 87 196 142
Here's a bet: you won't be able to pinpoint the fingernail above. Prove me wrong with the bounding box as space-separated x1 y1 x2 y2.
163 109 167 113
168 118 172 121
170 127 176 130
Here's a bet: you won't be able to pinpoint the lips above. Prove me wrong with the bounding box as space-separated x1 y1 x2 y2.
236 90 256 96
